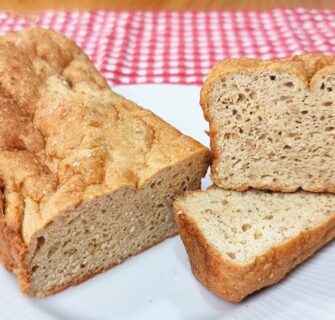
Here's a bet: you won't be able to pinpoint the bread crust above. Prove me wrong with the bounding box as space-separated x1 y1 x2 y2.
0 191 31 293
174 201 335 303
200 54 335 193
0 28 210 296
0 28 209 245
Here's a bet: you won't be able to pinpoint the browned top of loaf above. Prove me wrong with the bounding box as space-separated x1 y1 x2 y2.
200 54 335 117
0 28 207 244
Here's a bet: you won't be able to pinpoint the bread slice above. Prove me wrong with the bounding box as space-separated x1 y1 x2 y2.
201 54 335 192
174 188 335 302
0 29 210 296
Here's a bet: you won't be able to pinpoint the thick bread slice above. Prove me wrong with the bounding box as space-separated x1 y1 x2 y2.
174 188 335 302
201 54 335 192
0 29 210 296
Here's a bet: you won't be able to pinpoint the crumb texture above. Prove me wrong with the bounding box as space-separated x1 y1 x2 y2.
174 188 335 302
201 54 335 192
27 154 207 296
177 188 335 263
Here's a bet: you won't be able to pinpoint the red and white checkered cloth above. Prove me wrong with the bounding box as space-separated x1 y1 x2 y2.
1 9 335 85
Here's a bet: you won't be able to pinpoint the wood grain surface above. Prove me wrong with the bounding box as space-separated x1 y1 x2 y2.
0 0 334 11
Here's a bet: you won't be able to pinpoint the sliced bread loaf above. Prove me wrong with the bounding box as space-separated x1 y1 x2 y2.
174 188 335 302
0 29 210 296
201 54 335 192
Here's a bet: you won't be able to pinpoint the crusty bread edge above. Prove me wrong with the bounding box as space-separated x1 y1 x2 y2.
0 149 210 297
174 196 335 303
0 200 31 294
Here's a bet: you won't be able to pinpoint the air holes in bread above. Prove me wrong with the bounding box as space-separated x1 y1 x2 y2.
227 252 236 260
32 265 39 272
323 101 332 106
242 224 251 232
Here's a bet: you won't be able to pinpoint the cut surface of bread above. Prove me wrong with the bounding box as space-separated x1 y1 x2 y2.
201 54 335 192
174 188 335 302
0 28 210 296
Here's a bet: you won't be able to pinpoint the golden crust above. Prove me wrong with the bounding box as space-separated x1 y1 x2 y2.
174 201 335 303
0 28 208 244
0 28 210 295
0 191 30 293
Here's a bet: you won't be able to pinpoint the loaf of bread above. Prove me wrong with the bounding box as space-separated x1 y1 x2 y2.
174 188 335 302
201 54 335 192
0 29 210 296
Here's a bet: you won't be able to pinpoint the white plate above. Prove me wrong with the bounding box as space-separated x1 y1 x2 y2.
1 84 335 320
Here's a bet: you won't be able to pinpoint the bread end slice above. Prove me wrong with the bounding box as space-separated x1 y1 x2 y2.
174 188 335 302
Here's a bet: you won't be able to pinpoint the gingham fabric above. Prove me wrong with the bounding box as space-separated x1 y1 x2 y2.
1 9 335 85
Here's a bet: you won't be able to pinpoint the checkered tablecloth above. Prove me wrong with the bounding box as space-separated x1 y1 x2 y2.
1 9 335 85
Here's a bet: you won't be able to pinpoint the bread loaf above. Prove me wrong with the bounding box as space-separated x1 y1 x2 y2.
174 188 335 302
201 54 335 192
0 29 210 296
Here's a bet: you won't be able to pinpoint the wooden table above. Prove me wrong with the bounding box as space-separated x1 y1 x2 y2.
0 0 334 11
